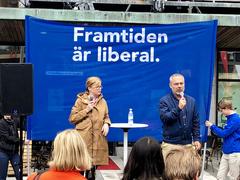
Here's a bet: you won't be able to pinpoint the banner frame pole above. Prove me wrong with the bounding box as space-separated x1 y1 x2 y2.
200 142 207 180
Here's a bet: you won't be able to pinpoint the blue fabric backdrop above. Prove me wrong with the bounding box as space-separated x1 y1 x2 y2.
25 16 217 142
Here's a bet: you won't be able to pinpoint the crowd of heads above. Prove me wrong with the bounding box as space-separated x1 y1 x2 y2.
122 136 202 180
41 129 202 180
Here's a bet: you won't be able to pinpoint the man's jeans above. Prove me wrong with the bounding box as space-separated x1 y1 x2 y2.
0 151 20 180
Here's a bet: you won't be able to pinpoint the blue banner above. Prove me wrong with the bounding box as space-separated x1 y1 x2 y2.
25 16 217 142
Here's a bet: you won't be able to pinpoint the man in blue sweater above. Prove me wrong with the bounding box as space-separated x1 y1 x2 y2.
206 98 240 180
159 73 201 158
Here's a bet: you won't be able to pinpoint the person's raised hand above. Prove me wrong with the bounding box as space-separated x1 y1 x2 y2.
86 99 97 112
178 97 186 109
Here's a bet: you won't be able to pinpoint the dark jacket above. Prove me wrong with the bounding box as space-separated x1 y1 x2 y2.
0 117 19 154
159 92 200 145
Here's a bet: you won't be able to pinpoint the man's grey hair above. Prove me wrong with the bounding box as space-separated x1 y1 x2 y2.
169 73 185 83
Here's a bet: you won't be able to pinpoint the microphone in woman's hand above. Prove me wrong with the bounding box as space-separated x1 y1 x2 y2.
89 95 94 102
88 95 95 111
89 92 95 101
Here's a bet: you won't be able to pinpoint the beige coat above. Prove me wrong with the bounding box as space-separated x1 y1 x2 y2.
69 92 111 165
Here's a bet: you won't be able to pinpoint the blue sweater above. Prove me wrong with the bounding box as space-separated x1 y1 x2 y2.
159 92 200 145
211 113 240 154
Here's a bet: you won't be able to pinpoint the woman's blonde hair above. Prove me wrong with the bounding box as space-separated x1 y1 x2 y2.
49 129 91 171
85 76 101 91
164 147 201 180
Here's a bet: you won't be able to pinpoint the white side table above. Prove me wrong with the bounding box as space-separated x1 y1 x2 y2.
111 123 148 166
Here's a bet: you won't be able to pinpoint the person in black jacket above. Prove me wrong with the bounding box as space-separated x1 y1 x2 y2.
0 115 20 180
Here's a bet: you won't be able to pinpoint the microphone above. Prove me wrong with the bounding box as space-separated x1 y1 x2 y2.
180 92 184 98
89 94 94 102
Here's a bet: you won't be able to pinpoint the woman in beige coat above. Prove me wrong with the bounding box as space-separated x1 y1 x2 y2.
69 76 111 179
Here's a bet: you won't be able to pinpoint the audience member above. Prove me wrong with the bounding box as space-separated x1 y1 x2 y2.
205 98 240 180
164 146 201 180
122 136 165 180
27 129 91 180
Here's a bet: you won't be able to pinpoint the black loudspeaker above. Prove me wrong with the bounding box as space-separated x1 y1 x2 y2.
0 63 33 115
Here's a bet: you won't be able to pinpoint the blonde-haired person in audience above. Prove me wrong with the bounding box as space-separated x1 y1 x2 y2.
164 146 201 180
27 129 91 180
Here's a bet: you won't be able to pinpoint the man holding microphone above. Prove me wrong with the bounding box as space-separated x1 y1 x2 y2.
159 73 201 158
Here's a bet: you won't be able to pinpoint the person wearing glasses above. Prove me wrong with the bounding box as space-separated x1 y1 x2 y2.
69 76 111 180
159 73 201 159
205 98 240 180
